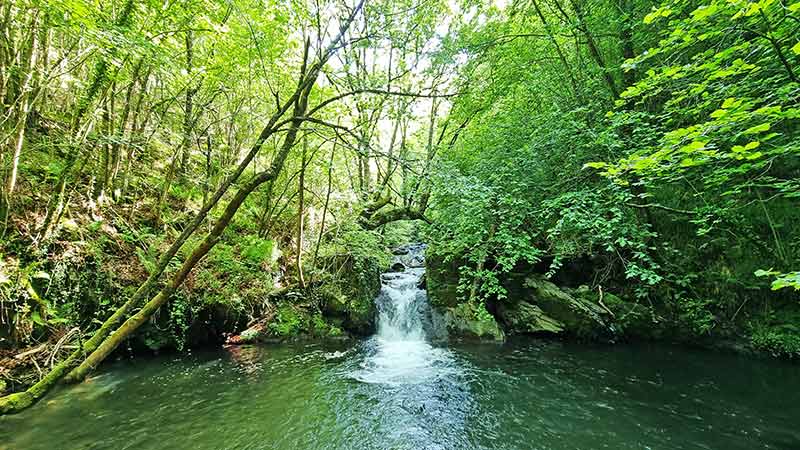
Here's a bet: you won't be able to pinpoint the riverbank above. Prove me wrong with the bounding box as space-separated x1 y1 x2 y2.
424 248 800 359
4 230 796 400
0 199 390 396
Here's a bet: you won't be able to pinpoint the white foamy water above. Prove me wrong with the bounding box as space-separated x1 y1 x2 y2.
352 245 458 385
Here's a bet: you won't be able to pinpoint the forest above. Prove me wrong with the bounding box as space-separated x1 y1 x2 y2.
0 0 799 440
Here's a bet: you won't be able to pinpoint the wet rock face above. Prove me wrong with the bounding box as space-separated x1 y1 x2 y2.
316 254 382 336
424 251 614 339
392 243 427 269
390 262 406 272
435 303 505 342
568 288 660 340
424 252 462 308
392 247 410 256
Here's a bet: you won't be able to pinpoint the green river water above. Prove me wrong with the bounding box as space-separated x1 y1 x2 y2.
1 339 799 450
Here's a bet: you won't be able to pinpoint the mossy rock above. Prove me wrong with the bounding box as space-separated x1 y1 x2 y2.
600 293 661 339
437 303 505 342
268 306 306 337
523 276 609 339
569 287 663 340
319 284 349 316
425 253 462 307
495 300 564 335
317 254 382 335
751 323 800 358
229 305 345 344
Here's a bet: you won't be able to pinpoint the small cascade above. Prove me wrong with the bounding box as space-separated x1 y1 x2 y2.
375 243 429 342
352 243 452 385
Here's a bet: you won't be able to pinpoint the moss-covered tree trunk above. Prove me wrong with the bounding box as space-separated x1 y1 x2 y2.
0 0 364 414
65 70 312 383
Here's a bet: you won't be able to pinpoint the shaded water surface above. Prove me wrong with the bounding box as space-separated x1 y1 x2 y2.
2 340 800 449
3 245 799 449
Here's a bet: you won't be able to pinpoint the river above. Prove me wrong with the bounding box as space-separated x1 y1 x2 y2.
2 245 799 449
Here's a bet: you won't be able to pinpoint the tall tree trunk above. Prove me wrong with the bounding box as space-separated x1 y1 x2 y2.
5 11 40 195
119 65 152 200
155 146 180 225
38 0 137 240
296 136 307 288
110 59 144 199
0 1 13 104
0 0 364 413
555 0 619 99
408 98 438 210
618 0 636 89
179 30 195 179
379 106 402 192
312 138 336 277
92 95 112 204
531 0 580 99
257 179 276 238
468 222 496 303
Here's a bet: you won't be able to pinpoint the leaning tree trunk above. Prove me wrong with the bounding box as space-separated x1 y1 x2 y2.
0 0 363 414
0 94 307 415
65 86 309 383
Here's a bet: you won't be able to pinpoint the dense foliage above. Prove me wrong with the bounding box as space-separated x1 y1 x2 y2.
424 0 799 353
0 0 798 414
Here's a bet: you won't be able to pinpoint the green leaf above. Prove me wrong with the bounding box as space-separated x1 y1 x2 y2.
792 42 800 55
31 311 45 326
745 151 763 160
755 269 778 277
691 4 718 21
644 6 672 23
680 141 707 152
583 162 608 169
743 123 770 134
32 271 50 280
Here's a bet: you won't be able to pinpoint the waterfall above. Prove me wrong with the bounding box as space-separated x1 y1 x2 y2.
352 243 452 385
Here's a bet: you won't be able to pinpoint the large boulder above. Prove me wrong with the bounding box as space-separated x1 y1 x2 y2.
435 303 505 342
520 276 611 339
495 300 564 335
425 252 463 307
317 254 382 335
569 286 661 340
